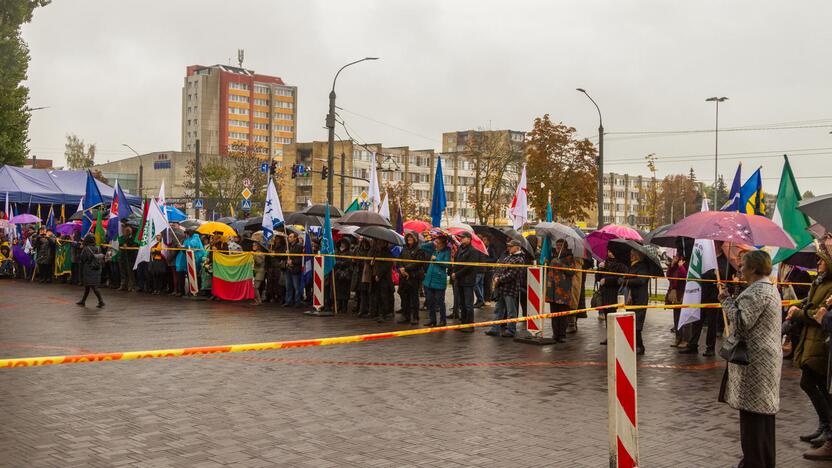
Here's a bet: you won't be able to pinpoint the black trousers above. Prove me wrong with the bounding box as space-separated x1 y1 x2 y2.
549 303 570 339
369 280 392 318
458 285 475 324
738 410 775 468
688 308 718 350
801 367 832 427
80 285 103 304
399 286 419 321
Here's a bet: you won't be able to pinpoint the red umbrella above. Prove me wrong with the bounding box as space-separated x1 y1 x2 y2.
664 211 795 248
447 227 488 255
403 220 431 233
586 224 643 260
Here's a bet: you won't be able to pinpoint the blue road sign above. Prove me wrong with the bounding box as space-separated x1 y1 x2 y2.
193 199 204 209
241 199 252 210
260 162 269 173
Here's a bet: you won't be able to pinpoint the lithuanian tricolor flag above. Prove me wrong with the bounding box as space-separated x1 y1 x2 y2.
212 252 255 301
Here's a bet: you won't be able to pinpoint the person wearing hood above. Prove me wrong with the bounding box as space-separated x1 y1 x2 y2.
787 242 832 453
0 242 13 278
76 234 105 308
175 229 206 296
807 242 832 460
397 232 427 325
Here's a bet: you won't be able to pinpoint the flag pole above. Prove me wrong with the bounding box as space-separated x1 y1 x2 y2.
714 249 730 337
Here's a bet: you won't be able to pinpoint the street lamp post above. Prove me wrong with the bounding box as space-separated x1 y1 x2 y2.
122 143 142 196
326 57 378 208
577 88 604 229
706 96 728 208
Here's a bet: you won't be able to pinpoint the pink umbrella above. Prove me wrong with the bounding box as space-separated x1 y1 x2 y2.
10 213 40 224
447 227 488 255
663 211 796 248
586 224 643 259
403 220 432 233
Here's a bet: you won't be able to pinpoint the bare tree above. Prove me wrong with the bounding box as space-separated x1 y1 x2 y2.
465 131 525 225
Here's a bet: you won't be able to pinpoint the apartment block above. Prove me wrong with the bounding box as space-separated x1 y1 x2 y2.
181 64 297 160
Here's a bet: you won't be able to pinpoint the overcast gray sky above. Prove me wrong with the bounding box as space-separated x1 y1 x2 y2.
22 0 832 195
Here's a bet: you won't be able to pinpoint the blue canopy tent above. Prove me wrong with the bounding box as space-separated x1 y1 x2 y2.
0 166 141 206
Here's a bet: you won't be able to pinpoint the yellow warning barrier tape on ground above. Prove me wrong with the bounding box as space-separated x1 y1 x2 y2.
0 300 800 369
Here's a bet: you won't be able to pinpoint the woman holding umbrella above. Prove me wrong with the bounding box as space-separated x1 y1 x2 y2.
618 249 651 355
597 249 628 345
545 238 575 343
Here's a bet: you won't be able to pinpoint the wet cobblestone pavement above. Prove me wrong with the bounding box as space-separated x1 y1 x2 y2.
0 281 820 467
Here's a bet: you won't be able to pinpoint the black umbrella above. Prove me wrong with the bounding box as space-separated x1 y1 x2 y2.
500 228 534 256
302 204 343 218
472 225 506 254
337 210 392 228
285 212 322 226
609 239 665 277
180 219 204 230
355 225 405 246
216 216 236 225
230 219 250 236
69 206 108 221
783 242 818 269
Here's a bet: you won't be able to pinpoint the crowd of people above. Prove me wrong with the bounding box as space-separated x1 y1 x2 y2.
5 218 832 464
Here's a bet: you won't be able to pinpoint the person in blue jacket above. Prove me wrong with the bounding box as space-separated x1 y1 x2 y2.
420 235 451 327
175 228 205 296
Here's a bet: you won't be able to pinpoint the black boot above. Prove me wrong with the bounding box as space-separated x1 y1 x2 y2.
802 424 827 443
811 428 832 448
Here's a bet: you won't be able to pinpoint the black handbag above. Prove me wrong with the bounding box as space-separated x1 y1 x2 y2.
720 305 750 365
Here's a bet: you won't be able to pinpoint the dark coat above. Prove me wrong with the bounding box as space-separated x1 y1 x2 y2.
35 235 55 265
494 252 527 297
79 245 102 286
620 260 650 306
452 243 480 287
334 248 353 300
793 276 832 375
597 259 628 305
371 247 394 288
286 240 304 274
398 244 427 292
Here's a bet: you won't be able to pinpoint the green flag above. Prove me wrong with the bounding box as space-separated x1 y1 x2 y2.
771 155 813 264
54 242 73 276
94 206 106 246
344 198 361 213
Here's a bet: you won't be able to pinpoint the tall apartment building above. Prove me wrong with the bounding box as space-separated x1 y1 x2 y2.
600 172 655 228
181 64 298 160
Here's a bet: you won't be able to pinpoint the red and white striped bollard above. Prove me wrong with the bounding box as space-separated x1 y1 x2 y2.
607 311 639 467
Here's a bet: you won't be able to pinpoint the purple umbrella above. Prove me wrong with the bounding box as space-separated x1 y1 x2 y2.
56 222 82 236
663 211 796 248
10 213 40 224
12 245 35 271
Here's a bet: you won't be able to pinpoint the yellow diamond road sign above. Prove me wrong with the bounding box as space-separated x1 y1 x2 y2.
241 188 252 199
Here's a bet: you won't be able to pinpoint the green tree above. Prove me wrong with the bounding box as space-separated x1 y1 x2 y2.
0 0 50 166
525 114 597 222
64 134 96 169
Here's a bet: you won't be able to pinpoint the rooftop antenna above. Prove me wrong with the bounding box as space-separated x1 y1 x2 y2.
237 49 245 68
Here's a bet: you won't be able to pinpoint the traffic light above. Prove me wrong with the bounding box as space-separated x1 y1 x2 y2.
270 161 277 175
291 164 298 179
321 165 328 180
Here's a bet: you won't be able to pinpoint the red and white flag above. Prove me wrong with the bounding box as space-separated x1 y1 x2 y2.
509 164 528 231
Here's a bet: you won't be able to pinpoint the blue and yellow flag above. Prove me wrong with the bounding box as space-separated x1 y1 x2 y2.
739 168 765 216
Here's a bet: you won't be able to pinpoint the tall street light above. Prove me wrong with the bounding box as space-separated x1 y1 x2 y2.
122 143 143 196
577 88 604 229
326 57 379 208
706 96 728 208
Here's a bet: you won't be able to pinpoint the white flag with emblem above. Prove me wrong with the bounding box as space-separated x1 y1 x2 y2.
678 199 719 328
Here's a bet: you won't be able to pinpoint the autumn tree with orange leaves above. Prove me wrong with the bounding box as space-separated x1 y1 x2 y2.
525 114 597 222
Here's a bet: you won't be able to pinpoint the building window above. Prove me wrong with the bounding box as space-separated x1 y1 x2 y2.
253 98 269 106
274 124 293 132
228 131 248 140
254 135 269 143
274 88 294 97
252 122 269 130
273 148 284 157
229 107 249 115
274 112 293 121
444 175 453 185
253 110 269 119
254 85 269 94
275 137 293 144
229 94 250 103
228 119 249 128
229 82 249 91
275 101 294 109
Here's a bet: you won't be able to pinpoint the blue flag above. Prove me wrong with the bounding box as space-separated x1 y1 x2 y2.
539 197 553 265
321 203 335 276
81 170 104 236
45 205 55 232
739 168 765 216
721 163 742 212
301 229 314 289
107 180 133 242
431 157 447 227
